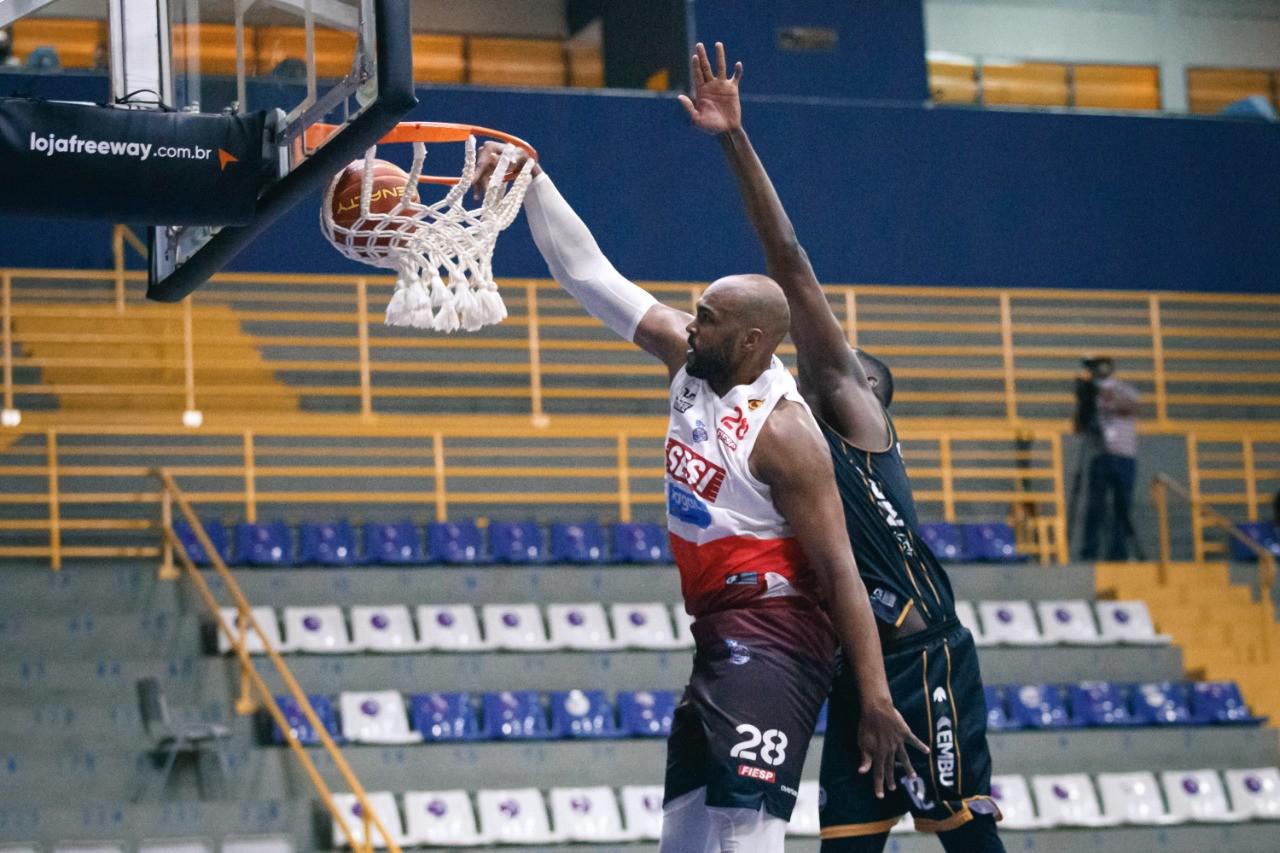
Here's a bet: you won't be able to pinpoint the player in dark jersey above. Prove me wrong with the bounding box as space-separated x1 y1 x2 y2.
681 42 1004 851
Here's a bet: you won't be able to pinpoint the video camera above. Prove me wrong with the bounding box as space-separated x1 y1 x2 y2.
1073 355 1112 434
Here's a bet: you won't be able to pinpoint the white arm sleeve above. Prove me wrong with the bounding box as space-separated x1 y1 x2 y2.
523 171 658 341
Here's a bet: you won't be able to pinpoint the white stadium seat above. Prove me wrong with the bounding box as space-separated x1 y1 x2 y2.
416 604 488 652
1224 767 1280 819
547 603 617 650
476 789 557 844
339 691 422 745
1095 601 1171 645
1096 771 1183 825
1036 600 1105 645
979 600 1046 646
481 604 556 651
787 781 821 837
403 790 485 847
619 786 665 841
1032 774 1119 828
671 605 696 649
330 792 405 848
283 606 356 653
351 605 417 652
221 836 294 853
218 606 287 654
989 774 1038 829
549 787 630 842
1161 769 1248 823
953 600 990 647
610 603 684 650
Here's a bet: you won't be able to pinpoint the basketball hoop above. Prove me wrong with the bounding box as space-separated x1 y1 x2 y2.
318 122 538 333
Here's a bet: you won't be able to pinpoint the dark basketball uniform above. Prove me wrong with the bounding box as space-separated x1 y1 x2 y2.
818 409 1002 838
661 359 838 821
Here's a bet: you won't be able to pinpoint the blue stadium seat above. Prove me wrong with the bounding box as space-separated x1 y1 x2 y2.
550 521 606 564
428 520 484 564
918 523 966 562
1070 682 1138 727
1191 681 1265 725
363 521 425 565
26 47 61 71
235 521 295 567
962 523 1027 563
1008 684 1078 729
984 685 1017 731
1131 682 1194 726
814 700 828 735
617 690 677 738
173 518 231 567
1231 522 1280 562
482 691 549 740
549 689 622 738
488 522 546 564
408 692 482 741
299 521 358 566
611 523 670 564
271 694 342 745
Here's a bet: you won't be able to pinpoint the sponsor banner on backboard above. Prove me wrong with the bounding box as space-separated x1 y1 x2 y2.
0 98 270 224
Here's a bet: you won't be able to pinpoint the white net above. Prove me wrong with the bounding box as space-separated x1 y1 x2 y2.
320 137 535 332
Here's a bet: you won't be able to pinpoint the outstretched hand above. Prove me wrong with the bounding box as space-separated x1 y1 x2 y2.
473 140 540 201
857 699 931 799
677 41 742 135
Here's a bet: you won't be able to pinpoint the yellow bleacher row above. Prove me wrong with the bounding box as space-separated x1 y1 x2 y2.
930 60 1280 114
9 18 603 88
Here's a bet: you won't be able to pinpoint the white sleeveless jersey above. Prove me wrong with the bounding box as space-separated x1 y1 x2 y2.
664 357 824 616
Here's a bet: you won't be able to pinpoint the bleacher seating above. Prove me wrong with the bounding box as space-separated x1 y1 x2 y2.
1232 521 1280 561
10 18 103 69
363 521 425 565
1096 771 1181 825
467 38 565 87
270 694 343 745
550 522 606 563
427 521 483 564
402 789 482 846
174 518 232 566
329 791 405 848
299 521 357 566
255 678 1260 745
488 521 545 563
215 599 1188 656
234 521 294 567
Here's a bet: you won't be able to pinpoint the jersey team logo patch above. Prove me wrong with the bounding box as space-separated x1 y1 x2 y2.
748 399 764 410
673 385 697 413
665 438 726 500
667 483 712 528
737 765 777 784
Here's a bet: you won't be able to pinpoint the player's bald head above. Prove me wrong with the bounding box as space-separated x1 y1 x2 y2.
703 274 791 351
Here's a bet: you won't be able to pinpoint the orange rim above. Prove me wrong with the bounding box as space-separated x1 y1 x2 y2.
307 121 537 185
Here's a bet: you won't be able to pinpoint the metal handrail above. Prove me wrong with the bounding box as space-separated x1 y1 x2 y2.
156 469 399 853
1150 472 1277 598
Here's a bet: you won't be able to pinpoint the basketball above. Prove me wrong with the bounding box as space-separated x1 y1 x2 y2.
328 158 412 251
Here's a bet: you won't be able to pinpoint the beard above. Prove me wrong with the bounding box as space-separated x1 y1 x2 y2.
686 342 732 382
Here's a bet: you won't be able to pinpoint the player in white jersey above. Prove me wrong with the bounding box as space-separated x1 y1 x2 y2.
476 140 926 852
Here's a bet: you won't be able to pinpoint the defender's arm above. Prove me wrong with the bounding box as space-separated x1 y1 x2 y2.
679 42 884 443
753 401 927 797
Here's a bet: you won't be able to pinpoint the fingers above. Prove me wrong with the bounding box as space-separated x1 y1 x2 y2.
896 742 916 781
906 729 930 755
690 47 705 86
472 141 505 200
696 42 714 84
732 60 743 83
861 751 885 799
715 41 727 79
676 93 697 121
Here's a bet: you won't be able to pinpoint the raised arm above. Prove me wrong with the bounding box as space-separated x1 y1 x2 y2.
477 146 691 378
753 400 927 797
680 42 886 446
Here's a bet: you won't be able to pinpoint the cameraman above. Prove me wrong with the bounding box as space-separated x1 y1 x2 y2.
1074 356 1141 560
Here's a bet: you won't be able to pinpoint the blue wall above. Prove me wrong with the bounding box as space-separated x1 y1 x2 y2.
3 74 1279 293
690 0 928 101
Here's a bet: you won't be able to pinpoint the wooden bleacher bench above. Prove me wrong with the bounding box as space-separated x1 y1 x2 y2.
10 17 105 69
928 60 979 105
257 25 357 80
171 23 254 77
413 33 465 84
982 62 1069 107
1187 68 1275 115
567 43 604 88
1074 64 1160 110
468 37 566 87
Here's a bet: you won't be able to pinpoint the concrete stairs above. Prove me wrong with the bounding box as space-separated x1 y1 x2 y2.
12 305 298 413
1096 561 1280 720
